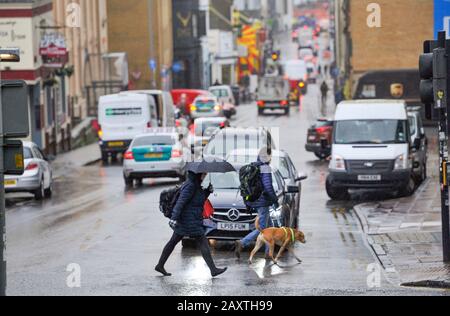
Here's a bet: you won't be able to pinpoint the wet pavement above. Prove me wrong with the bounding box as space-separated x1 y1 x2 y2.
4 32 450 296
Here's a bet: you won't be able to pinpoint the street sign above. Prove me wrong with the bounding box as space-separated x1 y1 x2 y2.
3 140 24 176
435 0 450 39
172 61 184 73
148 59 157 71
0 80 29 138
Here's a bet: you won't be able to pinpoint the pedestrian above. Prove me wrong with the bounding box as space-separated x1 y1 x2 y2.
177 93 189 118
213 79 221 86
155 172 228 278
235 147 279 259
320 81 329 110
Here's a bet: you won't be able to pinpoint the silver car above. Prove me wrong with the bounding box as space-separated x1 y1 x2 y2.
5 142 53 200
123 129 187 186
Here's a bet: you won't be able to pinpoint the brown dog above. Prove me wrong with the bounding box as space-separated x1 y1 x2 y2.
248 217 306 265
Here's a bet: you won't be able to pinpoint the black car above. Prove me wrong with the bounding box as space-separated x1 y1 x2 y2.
202 165 303 242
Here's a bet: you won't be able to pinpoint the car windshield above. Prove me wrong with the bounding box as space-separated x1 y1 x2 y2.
206 133 270 158
133 135 176 147
334 120 408 145
195 121 223 137
210 89 229 98
228 155 290 179
203 172 240 190
195 100 216 107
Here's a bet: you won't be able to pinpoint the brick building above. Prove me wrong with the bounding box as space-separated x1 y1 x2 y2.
334 0 434 97
106 0 173 91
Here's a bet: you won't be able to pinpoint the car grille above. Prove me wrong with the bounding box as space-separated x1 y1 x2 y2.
346 160 394 174
212 209 256 223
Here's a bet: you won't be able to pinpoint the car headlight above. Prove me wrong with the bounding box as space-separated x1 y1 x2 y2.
394 154 412 170
330 155 346 171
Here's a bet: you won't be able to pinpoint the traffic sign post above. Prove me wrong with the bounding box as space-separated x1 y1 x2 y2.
420 31 450 262
0 48 26 296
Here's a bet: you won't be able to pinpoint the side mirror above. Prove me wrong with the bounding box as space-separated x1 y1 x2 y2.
295 172 308 182
287 185 300 194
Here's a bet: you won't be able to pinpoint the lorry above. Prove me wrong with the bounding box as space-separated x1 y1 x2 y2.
256 76 291 116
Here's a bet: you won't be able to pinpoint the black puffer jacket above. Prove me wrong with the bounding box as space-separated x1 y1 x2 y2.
171 172 210 237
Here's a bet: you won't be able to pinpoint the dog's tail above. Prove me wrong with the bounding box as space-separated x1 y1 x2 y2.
255 216 263 232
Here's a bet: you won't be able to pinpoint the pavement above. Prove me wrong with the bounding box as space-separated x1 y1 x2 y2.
52 142 101 179
354 140 450 289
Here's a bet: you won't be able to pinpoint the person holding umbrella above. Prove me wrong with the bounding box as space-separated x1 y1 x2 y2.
155 160 234 278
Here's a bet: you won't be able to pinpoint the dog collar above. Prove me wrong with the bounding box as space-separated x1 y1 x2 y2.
282 227 295 243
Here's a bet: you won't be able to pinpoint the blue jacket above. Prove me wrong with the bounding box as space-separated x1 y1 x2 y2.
171 172 210 237
246 160 279 209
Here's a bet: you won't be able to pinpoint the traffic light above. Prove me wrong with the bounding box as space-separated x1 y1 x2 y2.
419 40 448 120
271 51 280 62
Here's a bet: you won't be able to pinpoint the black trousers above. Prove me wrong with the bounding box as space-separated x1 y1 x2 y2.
157 232 217 272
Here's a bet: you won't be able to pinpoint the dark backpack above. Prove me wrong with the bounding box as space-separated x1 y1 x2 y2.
239 163 263 203
160 185 183 219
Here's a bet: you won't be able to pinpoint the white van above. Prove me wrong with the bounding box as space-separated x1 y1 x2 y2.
98 93 157 162
128 90 176 128
326 100 416 200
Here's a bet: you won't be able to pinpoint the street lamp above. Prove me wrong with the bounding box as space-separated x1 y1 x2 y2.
0 47 20 297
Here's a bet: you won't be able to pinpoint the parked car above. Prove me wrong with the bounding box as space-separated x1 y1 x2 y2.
98 93 157 163
123 128 187 186
202 166 301 242
190 96 223 120
189 117 230 155
305 118 333 160
5 142 53 200
327 100 417 200
408 108 428 185
204 127 276 161
227 148 308 223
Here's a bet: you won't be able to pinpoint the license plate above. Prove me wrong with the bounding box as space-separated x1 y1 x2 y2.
4 179 17 187
144 153 163 159
358 175 382 181
218 222 250 232
108 141 124 147
308 136 316 141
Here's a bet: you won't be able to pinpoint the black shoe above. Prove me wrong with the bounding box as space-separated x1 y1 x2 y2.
155 265 172 277
211 267 228 278
234 241 243 259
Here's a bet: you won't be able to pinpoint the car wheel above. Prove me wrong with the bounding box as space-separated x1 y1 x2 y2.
315 152 329 160
101 152 109 164
285 108 290 116
326 179 350 201
44 181 53 198
34 179 45 200
124 175 133 187
399 177 416 197
422 163 427 182
258 108 264 116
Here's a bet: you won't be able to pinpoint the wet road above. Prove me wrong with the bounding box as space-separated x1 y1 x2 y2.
5 83 448 296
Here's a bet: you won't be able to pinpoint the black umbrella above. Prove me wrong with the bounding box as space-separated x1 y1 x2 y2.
187 159 236 174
